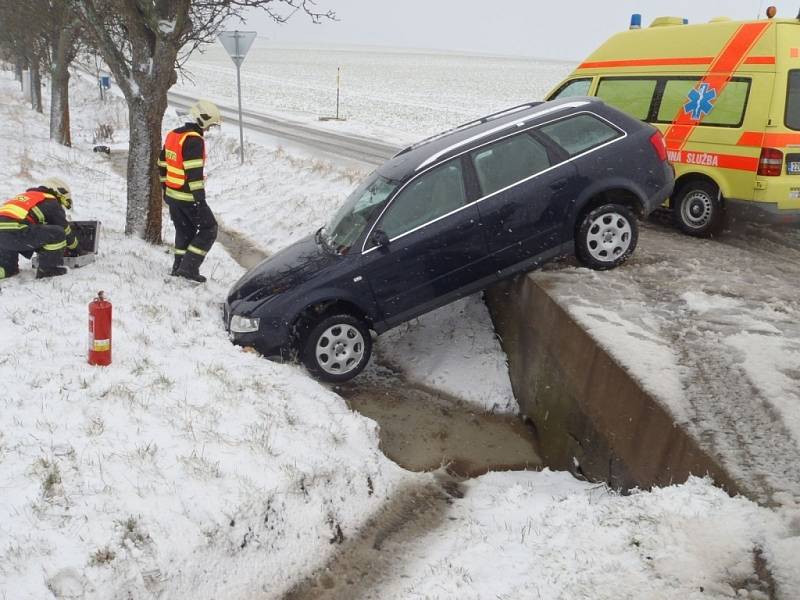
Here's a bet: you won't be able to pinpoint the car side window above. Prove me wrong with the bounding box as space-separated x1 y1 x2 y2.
549 78 592 100
471 133 552 196
538 114 622 157
376 160 467 241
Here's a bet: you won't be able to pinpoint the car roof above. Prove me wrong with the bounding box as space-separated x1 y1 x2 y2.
377 96 606 180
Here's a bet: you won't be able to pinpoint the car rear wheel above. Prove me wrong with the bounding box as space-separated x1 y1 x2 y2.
302 314 372 382
576 203 638 271
673 180 724 237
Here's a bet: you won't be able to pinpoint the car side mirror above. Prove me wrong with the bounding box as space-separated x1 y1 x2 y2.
371 229 390 249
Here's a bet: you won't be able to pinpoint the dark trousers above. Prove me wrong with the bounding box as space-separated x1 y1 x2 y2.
0 223 65 275
167 198 217 258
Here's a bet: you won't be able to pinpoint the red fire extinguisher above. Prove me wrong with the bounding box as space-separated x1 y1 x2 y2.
89 291 112 366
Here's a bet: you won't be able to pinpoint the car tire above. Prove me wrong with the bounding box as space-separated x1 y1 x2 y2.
302 314 372 382
575 203 638 271
672 180 724 237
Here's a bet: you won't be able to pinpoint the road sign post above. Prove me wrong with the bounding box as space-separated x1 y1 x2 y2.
218 30 257 165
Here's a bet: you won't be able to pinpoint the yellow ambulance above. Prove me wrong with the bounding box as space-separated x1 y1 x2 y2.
548 9 800 236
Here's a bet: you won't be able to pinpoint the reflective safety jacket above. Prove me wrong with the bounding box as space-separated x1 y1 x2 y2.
158 123 206 203
0 188 78 249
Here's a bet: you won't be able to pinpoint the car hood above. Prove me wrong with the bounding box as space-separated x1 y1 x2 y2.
227 233 339 306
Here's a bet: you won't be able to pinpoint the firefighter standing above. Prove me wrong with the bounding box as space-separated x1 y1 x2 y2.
159 100 221 283
0 178 78 280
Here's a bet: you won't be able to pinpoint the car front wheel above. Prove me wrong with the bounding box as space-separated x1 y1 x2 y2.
302 314 372 382
576 204 638 271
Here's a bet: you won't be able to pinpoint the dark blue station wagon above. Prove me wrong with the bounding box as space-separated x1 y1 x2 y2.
225 97 674 381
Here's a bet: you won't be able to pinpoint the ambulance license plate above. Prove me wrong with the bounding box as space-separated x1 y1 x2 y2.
787 154 800 174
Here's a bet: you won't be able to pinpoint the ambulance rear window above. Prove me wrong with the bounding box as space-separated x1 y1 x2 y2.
656 78 750 128
786 71 800 130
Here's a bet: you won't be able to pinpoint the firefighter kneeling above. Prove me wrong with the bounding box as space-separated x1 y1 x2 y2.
0 178 78 280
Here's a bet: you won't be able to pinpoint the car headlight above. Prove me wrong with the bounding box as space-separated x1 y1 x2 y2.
230 315 260 333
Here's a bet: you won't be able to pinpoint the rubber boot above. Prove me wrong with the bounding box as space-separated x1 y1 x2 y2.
170 255 183 277
36 266 68 279
176 252 206 283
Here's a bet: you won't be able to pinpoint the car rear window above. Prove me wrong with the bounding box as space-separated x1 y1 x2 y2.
656 78 750 127
471 133 552 196
596 78 657 120
787 70 800 130
538 113 622 157
550 78 592 100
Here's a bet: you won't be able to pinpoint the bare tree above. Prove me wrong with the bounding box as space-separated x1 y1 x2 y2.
45 3 83 146
0 1 81 134
72 0 334 243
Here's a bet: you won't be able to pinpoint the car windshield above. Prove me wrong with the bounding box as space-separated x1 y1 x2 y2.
324 174 398 253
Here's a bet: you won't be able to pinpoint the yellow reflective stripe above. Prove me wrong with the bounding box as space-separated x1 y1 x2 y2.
166 166 184 175
179 132 202 145
165 188 194 201
188 180 204 191
174 248 187 255
157 160 167 167
0 221 27 230
0 267 5 279
64 225 72 235
67 238 78 250
31 206 45 223
187 245 207 256
42 240 67 251
165 176 184 186
0 204 27 219
159 177 167 183
183 159 204 169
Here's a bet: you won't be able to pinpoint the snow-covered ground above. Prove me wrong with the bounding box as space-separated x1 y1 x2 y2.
535 220 800 503
178 42 574 139
1 67 799 599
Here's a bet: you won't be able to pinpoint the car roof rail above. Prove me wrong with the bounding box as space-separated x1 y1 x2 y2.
393 100 544 158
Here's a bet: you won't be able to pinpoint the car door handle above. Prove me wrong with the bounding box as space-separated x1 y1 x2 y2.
549 178 569 191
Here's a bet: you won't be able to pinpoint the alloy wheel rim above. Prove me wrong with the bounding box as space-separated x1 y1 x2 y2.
681 191 713 229
315 324 365 375
586 212 633 263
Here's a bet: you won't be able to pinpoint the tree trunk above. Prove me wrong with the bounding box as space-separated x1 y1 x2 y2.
49 27 76 146
30 62 42 113
14 62 22 82
126 96 167 243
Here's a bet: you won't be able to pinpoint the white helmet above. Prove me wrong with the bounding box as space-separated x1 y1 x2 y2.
42 176 72 209
190 100 222 129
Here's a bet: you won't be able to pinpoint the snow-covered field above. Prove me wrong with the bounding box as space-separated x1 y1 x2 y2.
178 42 574 138
1 66 799 599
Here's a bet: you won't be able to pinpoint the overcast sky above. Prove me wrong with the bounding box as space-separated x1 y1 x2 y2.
240 0 798 60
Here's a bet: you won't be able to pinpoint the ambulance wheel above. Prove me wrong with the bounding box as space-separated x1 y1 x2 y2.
575 203 638 271
302 314 372 382
673 180 724 237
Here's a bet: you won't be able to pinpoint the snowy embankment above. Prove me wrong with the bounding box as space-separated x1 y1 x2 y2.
0 72 402 599
1 70 799 599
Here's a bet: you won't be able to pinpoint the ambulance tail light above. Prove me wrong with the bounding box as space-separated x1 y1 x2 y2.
649 131 668 162
758 148 784 176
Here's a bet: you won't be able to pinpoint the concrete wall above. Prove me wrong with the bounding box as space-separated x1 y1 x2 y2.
486 276 742 496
